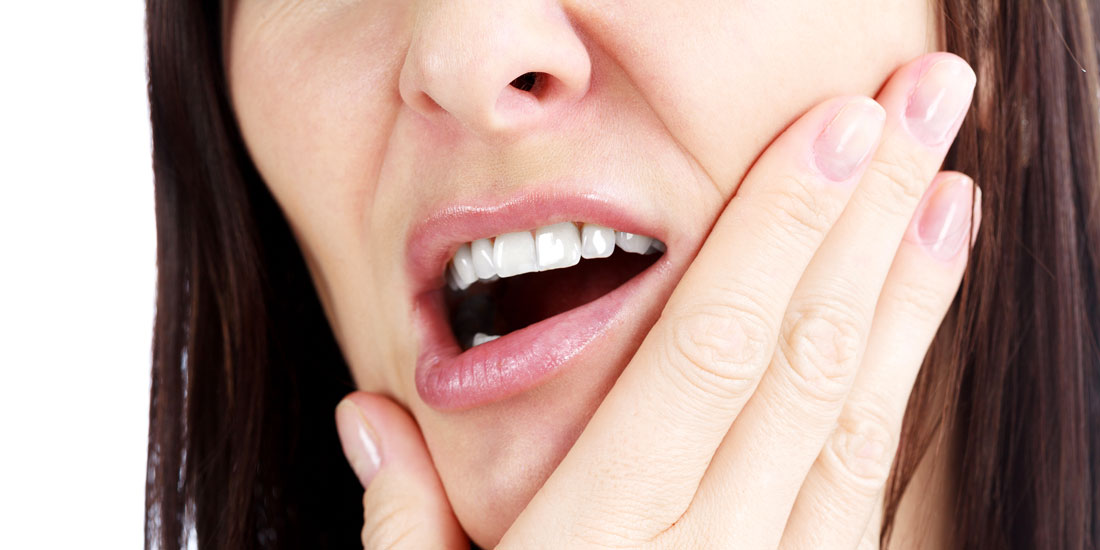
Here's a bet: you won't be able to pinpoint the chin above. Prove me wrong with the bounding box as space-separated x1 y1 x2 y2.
412 296 661 547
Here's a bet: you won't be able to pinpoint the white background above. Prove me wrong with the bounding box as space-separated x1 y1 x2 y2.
1 2 154 547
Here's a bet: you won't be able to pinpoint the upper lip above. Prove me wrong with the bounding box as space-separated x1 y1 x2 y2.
404 187 671 297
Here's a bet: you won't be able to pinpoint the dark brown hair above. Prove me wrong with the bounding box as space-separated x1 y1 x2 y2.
144 0 1100 548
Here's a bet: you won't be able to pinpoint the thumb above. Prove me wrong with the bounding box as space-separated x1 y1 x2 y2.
335 391 468 549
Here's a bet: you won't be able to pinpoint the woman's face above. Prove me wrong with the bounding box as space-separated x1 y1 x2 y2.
227 0 936 545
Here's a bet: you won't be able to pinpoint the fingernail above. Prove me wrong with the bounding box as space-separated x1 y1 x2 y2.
970 185 983 248
905 58 977 146
916 175 975 261
813 98 886 182
336 399 383 487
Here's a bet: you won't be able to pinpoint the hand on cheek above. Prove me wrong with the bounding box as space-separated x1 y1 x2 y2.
335 52 980 550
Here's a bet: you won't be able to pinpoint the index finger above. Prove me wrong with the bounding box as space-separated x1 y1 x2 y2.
503 94 886 545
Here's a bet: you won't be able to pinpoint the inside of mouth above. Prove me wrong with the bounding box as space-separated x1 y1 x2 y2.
445 251 661 351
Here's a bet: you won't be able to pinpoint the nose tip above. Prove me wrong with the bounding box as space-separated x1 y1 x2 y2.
398 2 591 140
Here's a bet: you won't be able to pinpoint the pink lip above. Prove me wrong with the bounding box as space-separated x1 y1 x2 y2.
406 190 663 295
406 190 670 411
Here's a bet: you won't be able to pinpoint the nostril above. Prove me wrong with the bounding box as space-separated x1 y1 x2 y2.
509 72 541 93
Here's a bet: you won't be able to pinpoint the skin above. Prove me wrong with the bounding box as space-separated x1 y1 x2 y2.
226 0 971 547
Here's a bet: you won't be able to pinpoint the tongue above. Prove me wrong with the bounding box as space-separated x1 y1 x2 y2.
495 252 659 332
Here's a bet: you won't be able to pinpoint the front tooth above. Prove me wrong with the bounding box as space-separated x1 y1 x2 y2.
472 333 500 346
616 231 653 254
493 230 538 277
535 222 581 271
581 223 615 259
451 244 477 289
470 238 496 279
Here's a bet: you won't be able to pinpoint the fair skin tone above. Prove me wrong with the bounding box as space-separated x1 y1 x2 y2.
227 0 980 547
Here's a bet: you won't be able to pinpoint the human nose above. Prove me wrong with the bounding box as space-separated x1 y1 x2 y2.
398 0 592 141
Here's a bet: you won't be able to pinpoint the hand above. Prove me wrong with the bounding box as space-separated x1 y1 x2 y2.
335 51 980 549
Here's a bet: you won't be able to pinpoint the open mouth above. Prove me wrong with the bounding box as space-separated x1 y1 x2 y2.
408 193 675 411
443 222 665 351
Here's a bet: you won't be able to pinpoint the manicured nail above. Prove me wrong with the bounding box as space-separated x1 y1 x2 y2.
970 185 983 248
905 58 977 146
336 399 383 487
813 98 886 182
916 175 976 261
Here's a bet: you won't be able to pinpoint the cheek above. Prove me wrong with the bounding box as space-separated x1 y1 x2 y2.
577 0 934 199
226 2 413 390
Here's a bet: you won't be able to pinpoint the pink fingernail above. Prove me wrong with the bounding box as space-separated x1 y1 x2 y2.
812 98 886 182
916 175 976 261
904 58 977 146
336 399 383 487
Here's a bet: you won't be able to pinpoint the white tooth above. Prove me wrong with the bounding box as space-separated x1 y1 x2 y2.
581 224 615 259
472 333 500 346
616 231 653 254
451 244 477 289
493 230 538 277
535 222 582 271
446 267 459 290
470 238 496 279
648 240 667 254
449 263 473 291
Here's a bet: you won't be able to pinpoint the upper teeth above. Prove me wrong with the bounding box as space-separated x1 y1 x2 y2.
446 222 664 290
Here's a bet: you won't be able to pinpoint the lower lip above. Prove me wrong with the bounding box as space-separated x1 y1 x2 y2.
413 261 659 411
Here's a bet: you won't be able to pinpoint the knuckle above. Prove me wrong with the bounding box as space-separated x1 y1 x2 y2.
663 294 774 402
887 277 954 323
863 153 929 218
776 297 865 403
361 485 423 549
758 174 839 247
823 399 898 494
361 505 419 549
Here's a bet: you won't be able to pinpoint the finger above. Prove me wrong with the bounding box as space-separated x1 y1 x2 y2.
683 53 976 547
506 94 886 545
779 174 980 550
335 392 468 549
858 489 885 550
